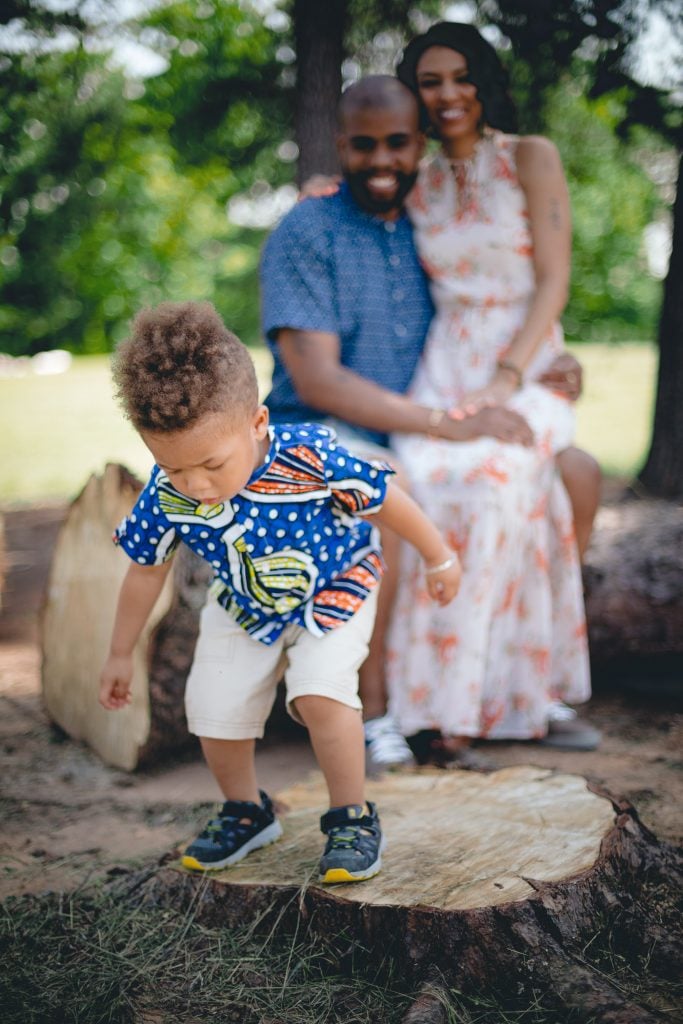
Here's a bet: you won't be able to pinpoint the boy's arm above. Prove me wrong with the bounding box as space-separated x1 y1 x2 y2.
366 481 461 605
100 560 173 710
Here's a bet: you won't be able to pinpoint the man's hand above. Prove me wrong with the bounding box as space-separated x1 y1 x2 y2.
455 405 534 447
538 352 583 401
99 653 134 711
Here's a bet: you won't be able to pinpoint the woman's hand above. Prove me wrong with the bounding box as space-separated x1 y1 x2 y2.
459 370 519 411
99 653 134 711
424 551 462 605
299 174 341 200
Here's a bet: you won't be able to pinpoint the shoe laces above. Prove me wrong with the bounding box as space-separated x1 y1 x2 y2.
327 825 362 851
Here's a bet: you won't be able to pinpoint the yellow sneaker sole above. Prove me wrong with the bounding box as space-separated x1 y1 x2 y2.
319 866 381 884
181 855 216 872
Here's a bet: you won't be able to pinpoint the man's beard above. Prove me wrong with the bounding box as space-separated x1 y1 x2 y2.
344 168 419 215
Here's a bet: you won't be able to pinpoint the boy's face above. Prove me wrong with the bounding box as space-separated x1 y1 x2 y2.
141 406 270 505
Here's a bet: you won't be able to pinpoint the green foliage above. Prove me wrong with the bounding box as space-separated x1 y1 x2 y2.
544 74 665 342
0 0 675 356
0 1 291 355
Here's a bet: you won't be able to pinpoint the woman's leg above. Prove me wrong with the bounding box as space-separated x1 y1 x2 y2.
557 446 601 560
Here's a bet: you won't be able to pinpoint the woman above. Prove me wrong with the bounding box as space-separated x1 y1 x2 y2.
385 22 596 754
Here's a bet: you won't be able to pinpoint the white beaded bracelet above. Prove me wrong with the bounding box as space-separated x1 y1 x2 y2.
425 556 456 576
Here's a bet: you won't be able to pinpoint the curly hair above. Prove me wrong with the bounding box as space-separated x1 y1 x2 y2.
113 302 258 433
397 22 517 135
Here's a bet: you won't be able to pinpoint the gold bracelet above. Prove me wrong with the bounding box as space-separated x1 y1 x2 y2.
427 408 446 436
496 358 523 388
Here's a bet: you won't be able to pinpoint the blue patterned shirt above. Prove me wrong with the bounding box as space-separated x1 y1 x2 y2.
114 424 393 645
260 184 434 446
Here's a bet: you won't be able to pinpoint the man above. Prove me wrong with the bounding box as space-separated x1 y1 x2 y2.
260 76 600 767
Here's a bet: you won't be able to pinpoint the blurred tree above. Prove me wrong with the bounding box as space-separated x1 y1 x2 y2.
638 153 683 496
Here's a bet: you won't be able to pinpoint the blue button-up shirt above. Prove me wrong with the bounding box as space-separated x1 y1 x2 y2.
260 184 434 446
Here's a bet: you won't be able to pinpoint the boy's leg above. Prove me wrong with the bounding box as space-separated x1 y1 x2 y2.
199 737 259 803
286 592 384 883
293 696 365 807
182 598 286 871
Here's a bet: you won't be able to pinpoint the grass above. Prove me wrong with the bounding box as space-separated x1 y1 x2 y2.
1 342 656 505
0 884 410 1024
2 877 678 1024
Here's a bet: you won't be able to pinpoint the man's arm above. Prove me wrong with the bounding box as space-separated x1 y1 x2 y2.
277 328 534 445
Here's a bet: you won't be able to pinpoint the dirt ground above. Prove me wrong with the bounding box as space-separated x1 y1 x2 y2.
1 504 681 903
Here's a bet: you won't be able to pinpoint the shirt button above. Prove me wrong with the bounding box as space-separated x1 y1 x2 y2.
389 254 401 267
393 288 405 301
384 221 397 233
394 323 407 337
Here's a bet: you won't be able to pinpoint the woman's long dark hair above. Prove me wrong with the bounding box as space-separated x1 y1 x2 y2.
397 22 518 135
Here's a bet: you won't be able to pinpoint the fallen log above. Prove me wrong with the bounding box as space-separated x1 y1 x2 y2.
41 463 210 771
583 497 683 689
127 768 682 1024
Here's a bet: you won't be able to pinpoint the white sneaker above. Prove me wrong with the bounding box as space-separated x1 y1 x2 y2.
364 714 415 770
540 701 601 751
546 701 578 723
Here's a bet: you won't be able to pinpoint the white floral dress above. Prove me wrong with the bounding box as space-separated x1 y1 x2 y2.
386 132 591 740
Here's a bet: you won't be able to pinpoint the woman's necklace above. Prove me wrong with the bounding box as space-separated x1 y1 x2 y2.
449 134 485 216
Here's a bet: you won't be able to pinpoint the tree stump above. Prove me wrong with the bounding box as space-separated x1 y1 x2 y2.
127 768 682 1024
583 498 683 689
41 463 211 771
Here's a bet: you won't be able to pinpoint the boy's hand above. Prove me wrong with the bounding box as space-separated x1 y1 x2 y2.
424 551 462 606
99 654 134 710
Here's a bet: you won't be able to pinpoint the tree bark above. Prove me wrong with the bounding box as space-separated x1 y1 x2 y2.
122 769 682 1023
582 497 683 686
638 153 683 497
293 0 347 185
40 464 208 771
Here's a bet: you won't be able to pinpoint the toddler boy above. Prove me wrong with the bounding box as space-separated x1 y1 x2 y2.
100 301 460 883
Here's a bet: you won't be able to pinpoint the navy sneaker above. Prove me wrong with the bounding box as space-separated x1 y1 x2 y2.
318 802 384 884
181 790 282 871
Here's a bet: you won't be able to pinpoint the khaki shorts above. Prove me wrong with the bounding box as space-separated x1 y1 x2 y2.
185 588 378 740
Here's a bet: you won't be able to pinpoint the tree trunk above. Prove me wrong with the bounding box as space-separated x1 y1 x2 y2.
124 769 682 1023
40 464 209 771
293 0 347 185
638 153 683 497
582 497 683 689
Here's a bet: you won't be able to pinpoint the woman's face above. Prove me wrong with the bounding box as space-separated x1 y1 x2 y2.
415 45 483 149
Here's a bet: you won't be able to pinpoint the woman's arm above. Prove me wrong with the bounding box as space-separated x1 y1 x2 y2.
509 135 571 367
465 135 572 405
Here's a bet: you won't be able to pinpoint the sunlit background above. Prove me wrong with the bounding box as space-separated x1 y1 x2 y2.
1 0 680 504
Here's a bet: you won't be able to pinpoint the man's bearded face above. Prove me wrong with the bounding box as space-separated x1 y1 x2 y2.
337 102 423 217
